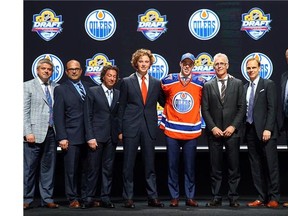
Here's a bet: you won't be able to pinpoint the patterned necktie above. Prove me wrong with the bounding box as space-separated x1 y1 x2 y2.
44 83 53 126
77 82 86 100
220 80 226 103
141 75 147 104
247 82 255 123
106 89 112 107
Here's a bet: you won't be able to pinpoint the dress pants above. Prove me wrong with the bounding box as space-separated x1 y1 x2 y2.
122 123 158 200
23 128 57 205
84 138 116 203
63 144 88 202
166 136 197 199
208 136 240 202
245 123 280 202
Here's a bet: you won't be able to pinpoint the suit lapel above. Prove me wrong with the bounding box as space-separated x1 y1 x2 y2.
211 78 221 103
254 77 264 105
131 73 142 100
98 86 110 108
34 79 48 104
66 80 83 102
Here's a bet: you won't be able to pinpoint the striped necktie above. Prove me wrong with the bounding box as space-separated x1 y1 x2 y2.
77 82 86 100
220 79 226 103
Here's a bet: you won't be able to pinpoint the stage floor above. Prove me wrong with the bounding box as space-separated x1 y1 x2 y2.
24 196 288 216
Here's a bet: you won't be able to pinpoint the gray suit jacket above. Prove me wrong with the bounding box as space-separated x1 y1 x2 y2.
23 78 58 143
201 76 246 138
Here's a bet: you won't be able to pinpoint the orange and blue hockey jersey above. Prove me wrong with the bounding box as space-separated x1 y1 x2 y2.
160 73 206 140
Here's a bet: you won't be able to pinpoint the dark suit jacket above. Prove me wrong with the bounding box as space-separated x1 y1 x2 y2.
281 71 288 130
201 76 245 138
84 85 120 144
244 77 279 140
118 73 165 139
53 79 93 145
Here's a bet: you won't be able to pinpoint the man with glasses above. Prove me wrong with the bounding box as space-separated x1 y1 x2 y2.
53 59 93 209
201 53 245 207
160 53 206 207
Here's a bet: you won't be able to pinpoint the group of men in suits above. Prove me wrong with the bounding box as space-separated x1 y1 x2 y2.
23 48 288 210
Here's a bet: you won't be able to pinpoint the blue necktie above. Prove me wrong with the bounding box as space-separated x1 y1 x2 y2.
77 83 86 100
45 83 53 126
247 82 255 124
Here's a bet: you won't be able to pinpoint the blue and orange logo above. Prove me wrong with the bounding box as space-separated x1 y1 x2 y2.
32 54 64 83
188 9 220 40
241 52 273 81
85 9 117 41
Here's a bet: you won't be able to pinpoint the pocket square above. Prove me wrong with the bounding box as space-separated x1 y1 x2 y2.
259 89 265 93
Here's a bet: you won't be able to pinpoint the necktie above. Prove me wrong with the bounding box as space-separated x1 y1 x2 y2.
106 89 112 107
77 83 86 100
141 75 147 104
220 80 226 103
44 83 53 126
247 82 255 124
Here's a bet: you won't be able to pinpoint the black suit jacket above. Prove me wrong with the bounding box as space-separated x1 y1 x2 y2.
201 76 245 138
53 79 93 145
244 77 279 140
118 73 165 139
84 85 120 144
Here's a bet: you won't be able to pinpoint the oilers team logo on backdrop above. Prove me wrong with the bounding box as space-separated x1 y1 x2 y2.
32 54 64 82
173 92 194 114
85 9 117 41
32 8 63 41
85 53 115 84
241 52 273 81
148 53 169 125
188 9 220 40
148 53 169 80
241 8 271 40
137 8 168 41
192 52 216 81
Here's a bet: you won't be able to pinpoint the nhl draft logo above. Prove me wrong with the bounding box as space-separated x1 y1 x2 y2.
173 92 194 114
241 52 273 81
241 8 272 40
85 9 117 41
188 9 220 40
85 53 115 85
32 54 64 83
137 8 168 41
192 52 216 81
32 8 64 41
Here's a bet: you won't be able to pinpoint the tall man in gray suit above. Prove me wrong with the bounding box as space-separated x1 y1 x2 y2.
244 58 280 208
53 59 92 209
201 53 245 208
83 65 120 208
23 58 59 209
118 49 165 208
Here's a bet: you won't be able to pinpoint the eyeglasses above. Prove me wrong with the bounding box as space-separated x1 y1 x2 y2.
214 62 227 67
67 68 81 72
